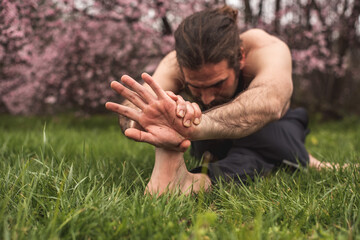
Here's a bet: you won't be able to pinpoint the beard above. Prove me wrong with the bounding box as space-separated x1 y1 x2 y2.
183 86 236 111
202 97 233 110
182 67 241 110
201 68 242 110
186 93 233 111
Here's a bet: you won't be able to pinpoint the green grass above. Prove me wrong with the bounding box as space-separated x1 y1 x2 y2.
0 114 359 239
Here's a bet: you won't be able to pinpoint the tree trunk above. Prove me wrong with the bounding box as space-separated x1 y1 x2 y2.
161 16 172 35
329 0 360 104
243 0 253 25
154 0 172 35
257 0 264 24
274 0 281 33
305 0 311 30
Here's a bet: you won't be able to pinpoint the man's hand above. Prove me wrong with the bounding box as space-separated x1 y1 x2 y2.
106 73 199 151
118 115 145 133
166 91 202 128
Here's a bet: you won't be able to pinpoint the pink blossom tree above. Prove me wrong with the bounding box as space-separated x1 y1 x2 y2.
0 0 221 114
1 0 359 116
238 0 360 117
282 0 360 117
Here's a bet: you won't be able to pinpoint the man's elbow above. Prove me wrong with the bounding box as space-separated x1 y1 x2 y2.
270 98 290 121
270 82 292 121
270 107 282 122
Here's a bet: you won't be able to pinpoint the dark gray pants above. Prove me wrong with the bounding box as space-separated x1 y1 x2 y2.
190 108 310 183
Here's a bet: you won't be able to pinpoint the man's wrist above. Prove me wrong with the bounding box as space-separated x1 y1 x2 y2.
189 114 210 141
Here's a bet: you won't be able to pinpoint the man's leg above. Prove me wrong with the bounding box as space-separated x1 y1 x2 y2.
190 139 232 161
233 108 348 170
191 147 275 183
233 107 310 167
191 108 311 183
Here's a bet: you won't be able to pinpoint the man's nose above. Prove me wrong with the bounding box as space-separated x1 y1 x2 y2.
200 90 215 105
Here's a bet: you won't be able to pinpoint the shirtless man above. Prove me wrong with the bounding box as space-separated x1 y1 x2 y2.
106 6 327 195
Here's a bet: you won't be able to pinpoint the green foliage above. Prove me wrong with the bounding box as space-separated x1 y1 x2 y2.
0 115 359 239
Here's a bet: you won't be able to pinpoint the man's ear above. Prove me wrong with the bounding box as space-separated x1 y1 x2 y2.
239 47 246 70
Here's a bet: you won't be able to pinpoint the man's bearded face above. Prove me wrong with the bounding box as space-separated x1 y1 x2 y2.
182 60 239 110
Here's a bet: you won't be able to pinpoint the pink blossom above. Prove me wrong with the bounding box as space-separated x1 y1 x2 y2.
0 0 358 115
0 46 4 61
45 96 57 104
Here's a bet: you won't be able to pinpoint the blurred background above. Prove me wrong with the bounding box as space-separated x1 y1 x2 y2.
1 0 359 118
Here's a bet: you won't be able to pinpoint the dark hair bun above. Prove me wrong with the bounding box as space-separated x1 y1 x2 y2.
218 6 238 21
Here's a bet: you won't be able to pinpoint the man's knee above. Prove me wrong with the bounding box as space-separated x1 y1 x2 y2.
232 119 309 165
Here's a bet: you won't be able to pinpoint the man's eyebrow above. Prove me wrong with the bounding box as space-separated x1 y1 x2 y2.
186 78 227 89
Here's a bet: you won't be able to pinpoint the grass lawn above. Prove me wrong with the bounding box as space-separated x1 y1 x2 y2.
0 114 359 239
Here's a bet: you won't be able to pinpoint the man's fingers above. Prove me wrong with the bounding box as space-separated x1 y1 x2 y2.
141 73 168 99
178 139 191 152
110 81 146 109
192 102 202 125
166 91 178 101
183 101 195 127
124 128 158 145
105 102 140 122
174 96 202 126
175 95 187 118
126 128 190 152
121 75 154 103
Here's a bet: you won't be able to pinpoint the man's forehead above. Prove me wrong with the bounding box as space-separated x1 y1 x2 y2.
184 75 228 89
182 61 231 86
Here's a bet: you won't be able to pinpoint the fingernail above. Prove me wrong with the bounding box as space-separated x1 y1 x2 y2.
194 118 200 125
178 110 184 117
184 120 191 127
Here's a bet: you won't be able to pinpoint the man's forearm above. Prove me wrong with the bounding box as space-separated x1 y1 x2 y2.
193 85 289 140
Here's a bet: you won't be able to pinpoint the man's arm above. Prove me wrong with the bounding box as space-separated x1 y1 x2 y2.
193 29 293 140
108 30 293 145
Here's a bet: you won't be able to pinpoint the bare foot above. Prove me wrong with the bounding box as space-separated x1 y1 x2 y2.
146 172 211 196
145 148 211 196
308 154 353 170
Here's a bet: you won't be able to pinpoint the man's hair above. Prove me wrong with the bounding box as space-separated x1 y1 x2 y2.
174 6 242 71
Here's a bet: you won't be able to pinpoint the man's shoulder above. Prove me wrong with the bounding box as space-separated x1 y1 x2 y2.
162 50 178 66
240 28 272 38
240 29 286 50
152 51 185 93
240 29 291 80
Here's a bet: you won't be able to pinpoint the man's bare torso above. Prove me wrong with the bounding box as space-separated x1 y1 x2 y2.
152 28 290 106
